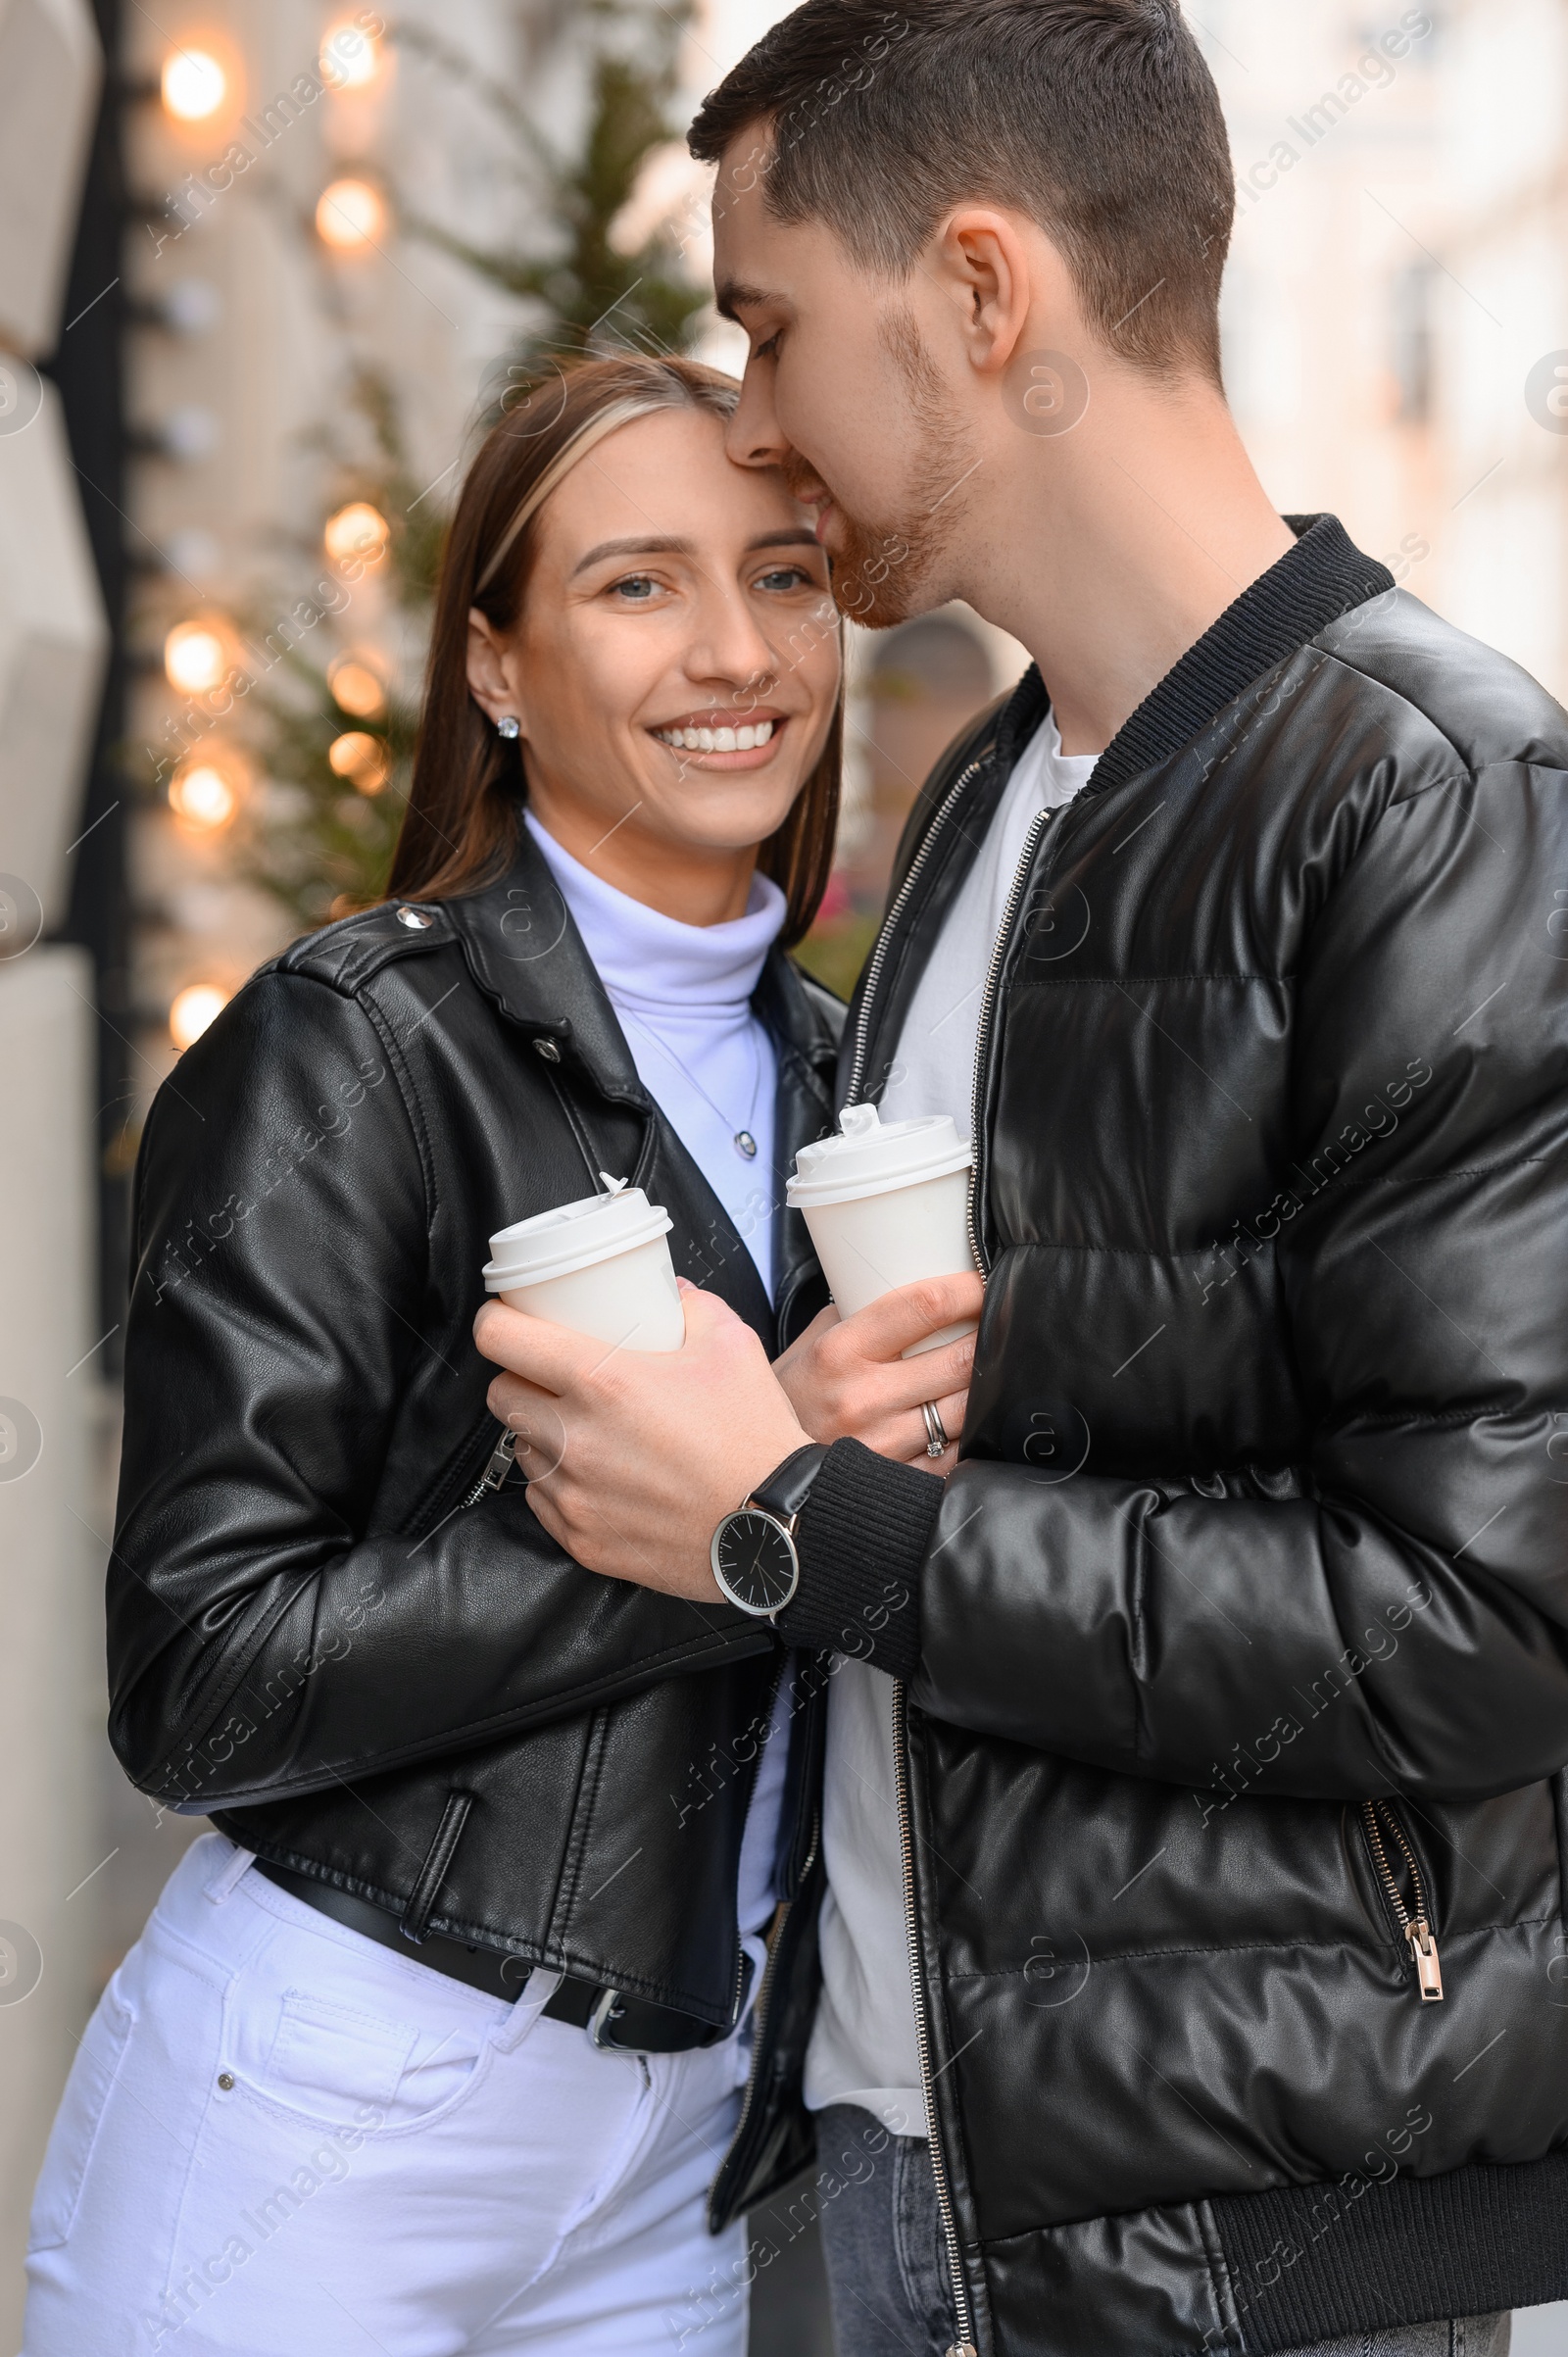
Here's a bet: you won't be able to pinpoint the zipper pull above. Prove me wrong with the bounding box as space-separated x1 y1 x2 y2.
947 2344 981 2357
479 1430 517 1492
1407 1919 1444 2001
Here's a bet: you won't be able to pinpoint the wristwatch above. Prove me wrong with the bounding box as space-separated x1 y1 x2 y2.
709 1444 829 1619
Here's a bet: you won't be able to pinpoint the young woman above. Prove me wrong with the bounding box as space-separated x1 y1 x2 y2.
24 355 976 2355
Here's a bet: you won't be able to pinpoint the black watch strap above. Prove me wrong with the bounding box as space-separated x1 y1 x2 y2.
750 1443 830 1524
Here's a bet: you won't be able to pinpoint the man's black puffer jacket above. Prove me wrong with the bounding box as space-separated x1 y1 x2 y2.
777 518 1568 2354
108 823 839 2218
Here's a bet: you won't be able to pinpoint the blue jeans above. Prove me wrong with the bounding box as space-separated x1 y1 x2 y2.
812 2106 1511 2357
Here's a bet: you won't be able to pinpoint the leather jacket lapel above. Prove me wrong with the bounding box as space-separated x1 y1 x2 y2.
443 826 833 1352
445 828 646 1099
756 951 839 1346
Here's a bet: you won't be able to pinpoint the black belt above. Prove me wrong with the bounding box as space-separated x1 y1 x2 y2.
252 1858 723 2052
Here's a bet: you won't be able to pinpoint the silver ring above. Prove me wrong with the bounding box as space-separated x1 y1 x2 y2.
921 1401 949 1457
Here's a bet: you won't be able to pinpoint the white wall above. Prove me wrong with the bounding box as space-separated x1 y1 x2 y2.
0 3 111 2343
0 951 103 2347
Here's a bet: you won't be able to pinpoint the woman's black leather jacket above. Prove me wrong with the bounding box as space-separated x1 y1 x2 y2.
108 822 840 2219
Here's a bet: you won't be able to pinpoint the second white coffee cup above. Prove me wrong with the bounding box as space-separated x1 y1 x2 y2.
482 1175 685 1352
786 1104 979 1356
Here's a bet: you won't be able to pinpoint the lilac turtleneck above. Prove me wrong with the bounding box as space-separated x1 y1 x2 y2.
523 810 794 2001
524 811 786 1296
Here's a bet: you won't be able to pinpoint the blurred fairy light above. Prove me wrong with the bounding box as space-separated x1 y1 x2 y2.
161 48 227 122
164 618 230 695
328 653 387 718
170 982 229 1051
324 502 389 568
169 752 246 832
329 731 391 793
321 18 381 87
316 178 385 251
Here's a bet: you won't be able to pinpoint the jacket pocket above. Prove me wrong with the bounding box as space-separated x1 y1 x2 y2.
27 1987 135 2250
1356 1796 1445 2000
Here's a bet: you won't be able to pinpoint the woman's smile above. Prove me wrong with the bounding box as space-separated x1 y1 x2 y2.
651 710 786 766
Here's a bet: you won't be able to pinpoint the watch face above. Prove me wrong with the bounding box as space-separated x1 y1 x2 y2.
711 1510 799 1616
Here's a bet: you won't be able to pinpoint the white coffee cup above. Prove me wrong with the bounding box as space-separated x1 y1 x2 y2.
482 1174 685 1352
785 1105 979 1356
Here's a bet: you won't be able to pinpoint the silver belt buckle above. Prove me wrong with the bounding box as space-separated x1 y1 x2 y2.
588 1987 628 2050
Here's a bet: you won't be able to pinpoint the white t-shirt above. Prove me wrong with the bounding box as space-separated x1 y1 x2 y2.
804 709 1099 2135
525 811 792 2007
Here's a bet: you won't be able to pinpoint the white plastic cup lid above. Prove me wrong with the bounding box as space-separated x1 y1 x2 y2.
785 1104 974 1208
483 1174 673 1291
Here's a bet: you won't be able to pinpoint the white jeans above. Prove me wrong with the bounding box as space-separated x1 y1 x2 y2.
24 1836 753 2356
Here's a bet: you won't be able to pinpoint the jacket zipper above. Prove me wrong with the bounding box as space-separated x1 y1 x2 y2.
846 764 1066 1271
964 805 1059 1274
844 759 988 1107
458 1426 517 1511
893 1680 979 2357
403 1417 516 1544
1360 1798 1444 2000
848 735 1081 2354
708 1653 810 2217
845 757 1001 2354
841 756 986 2354
719 1653 788 2035
710 1804 821 2217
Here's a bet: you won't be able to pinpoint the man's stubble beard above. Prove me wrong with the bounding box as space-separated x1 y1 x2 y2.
784 308 977 631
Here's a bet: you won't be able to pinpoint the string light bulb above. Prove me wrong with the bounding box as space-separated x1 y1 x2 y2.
164 618 230 696
169 751 247 832
329 732 391 793
324 502 389 569
162 47 227 121
316 178 385 251
320 18 381 87
170 982 229 1051
328 653 387 718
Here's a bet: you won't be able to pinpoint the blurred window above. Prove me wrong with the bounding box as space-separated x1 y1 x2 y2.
1391 262 1435 425
852 614 995 908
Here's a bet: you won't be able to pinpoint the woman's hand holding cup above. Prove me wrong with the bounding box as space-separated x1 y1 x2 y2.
773 1271 984 1473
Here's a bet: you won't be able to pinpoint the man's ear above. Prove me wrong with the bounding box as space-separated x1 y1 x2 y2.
466 606 522 726
938 206 1063 381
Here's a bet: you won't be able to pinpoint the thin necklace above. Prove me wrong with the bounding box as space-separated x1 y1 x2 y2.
615 1006 765 1159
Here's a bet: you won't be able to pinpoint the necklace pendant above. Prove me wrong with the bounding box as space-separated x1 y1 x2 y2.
733 1129 758 1160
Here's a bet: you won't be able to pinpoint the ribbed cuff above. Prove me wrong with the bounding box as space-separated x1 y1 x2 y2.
774 1438 942 1680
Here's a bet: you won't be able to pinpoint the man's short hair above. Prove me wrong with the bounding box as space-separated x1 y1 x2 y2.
689 0 1234 384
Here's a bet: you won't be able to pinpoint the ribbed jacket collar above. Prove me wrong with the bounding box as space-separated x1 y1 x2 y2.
988 512 1396 794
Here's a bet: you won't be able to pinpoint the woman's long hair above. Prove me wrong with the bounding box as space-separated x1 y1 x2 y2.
386 354 843 947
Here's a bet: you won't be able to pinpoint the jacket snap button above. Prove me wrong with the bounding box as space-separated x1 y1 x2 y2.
532 1037 562 1062
217 2072 234 2090
396 906 434 930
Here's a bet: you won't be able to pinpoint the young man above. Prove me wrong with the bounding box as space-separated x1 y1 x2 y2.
475 4 1568 2352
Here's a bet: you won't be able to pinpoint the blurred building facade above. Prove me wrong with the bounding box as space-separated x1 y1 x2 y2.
0 0 111 2333
1204 0 1568 706
121 0 539 1117
1436 0 1568 693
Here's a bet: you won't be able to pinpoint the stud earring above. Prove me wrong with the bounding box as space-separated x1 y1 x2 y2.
496 714 520 740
